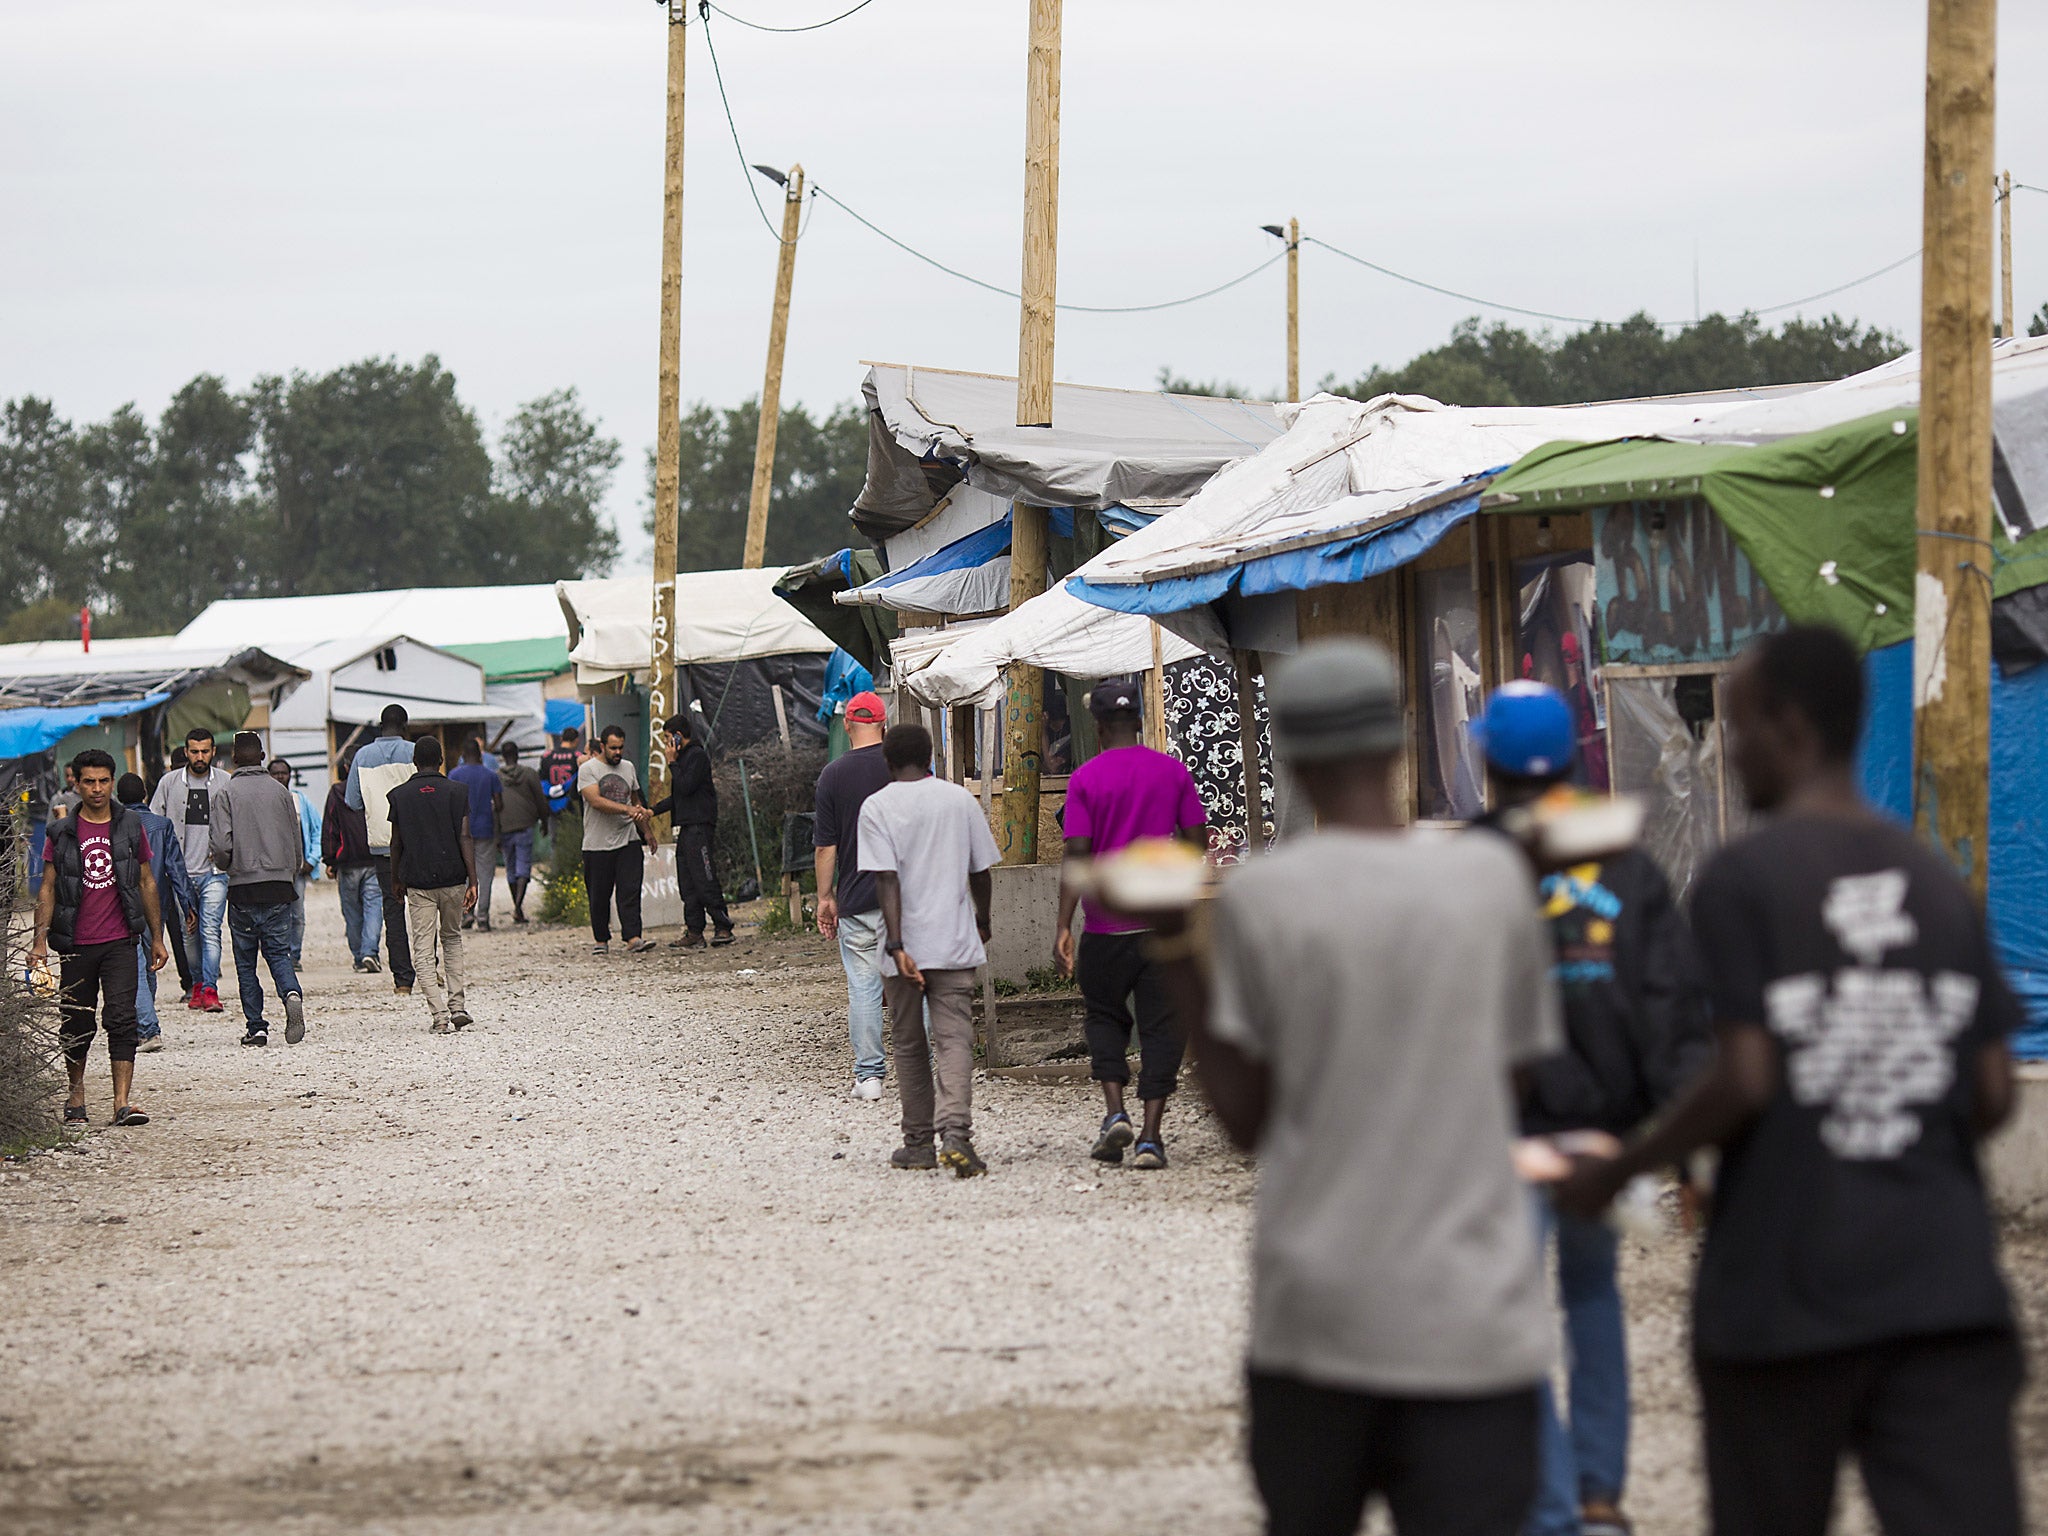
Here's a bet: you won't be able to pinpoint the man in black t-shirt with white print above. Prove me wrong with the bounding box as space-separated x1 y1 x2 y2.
1561 625 2022 1536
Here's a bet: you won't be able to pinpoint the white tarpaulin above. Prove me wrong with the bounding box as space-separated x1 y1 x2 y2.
558 567 834 683
895 587 1215 707
178 584 569 650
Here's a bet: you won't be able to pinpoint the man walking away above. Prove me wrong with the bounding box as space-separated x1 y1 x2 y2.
540 727 582 827
812 691 892 1098
213 732 309 1047
1472 682 1709 1536
324 748 383 972
1055 678 1208 1170
859 723 999 1178
268 758 321 965
651 714 732 948
386 736 478 1035
496 742 546 924
33 751 167 1126
118 773 195 1055
578 725 654 955
148 727 231 1013
1559 626 2025 1536
345 705 419 996
448 738 502 931
155 747 197 1000
1150 639 1559 1536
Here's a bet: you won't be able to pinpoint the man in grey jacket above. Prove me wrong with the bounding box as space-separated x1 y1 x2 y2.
211 732 308 1047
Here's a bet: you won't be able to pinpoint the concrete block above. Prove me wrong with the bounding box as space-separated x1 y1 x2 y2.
1986 1063 2048 1221
985 862 1062 986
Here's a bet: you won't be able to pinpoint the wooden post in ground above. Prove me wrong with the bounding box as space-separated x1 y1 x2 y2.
1144 620 1168 751
978 704 1001 1066
1286 217 1300 401
743 164 805 570
1914 0 1998 900
999 0 1062 865
1999 169 2014 339
1235 650 1262 854
646 3 688 826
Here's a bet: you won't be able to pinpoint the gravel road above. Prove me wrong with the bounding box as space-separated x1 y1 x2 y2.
3 888 2042 1535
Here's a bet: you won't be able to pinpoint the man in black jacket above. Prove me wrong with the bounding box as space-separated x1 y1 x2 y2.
31 749 167 1126
1474 681 1709 1536
652 713 732 948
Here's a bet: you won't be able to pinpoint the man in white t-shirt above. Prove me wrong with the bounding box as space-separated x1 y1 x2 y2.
858 722 999 1177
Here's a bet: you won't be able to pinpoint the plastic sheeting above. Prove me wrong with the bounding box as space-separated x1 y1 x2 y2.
1605 676 1742 902
0 693 169 761
817 649 874 723
1857 641 2048 1058
178 584 570 652
557 567 834 682
544 698 587 737
685 655 827 751
850 364 1286 540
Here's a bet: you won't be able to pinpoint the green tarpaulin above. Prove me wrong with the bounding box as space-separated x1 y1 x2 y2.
1484 409 2048 652
442 637 571 683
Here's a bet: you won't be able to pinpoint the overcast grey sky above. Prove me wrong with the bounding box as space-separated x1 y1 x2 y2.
7 0 2047 562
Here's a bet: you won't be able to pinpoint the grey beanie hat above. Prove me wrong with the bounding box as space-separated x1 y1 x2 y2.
1268 639 1406 763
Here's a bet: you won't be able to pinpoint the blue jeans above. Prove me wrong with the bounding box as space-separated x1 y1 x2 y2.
190 870 228 991
228 899 300 1028
135 936 160 1040
336 864 382 963
1527 1197 1629 1535
836 910 888 1082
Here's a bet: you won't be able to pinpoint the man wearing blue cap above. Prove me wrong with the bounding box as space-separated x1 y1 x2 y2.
1474 680 1709 1536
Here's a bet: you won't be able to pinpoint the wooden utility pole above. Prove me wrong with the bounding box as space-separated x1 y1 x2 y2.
743 164 805 569
998 0 1062 865
1235 650 1262 852
647 3 688 817
1914 0 1997 899
1286 217 1300 401
1999 169 2014 339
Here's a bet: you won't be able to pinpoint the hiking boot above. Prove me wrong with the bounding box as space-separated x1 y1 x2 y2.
241 1028 267 1047
710 927 735 947
283 992 305 1045
939 1134 987 1179
889 1141 937 1171
1091 1112 1135 1164
670 930 706 950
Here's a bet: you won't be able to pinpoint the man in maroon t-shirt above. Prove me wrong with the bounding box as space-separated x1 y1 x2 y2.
1055 678 1208 1169
32 749 167 1127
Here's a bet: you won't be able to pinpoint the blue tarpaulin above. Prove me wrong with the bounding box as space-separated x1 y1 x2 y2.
1067 479 1493 616
817 649 874 723
0 694 169 761
1858 642 2048 1059
543 698 586 738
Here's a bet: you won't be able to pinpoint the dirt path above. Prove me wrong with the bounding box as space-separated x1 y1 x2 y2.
2 890 2042 1535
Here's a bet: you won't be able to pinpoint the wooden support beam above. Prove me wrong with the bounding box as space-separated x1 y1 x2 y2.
743 164 805 570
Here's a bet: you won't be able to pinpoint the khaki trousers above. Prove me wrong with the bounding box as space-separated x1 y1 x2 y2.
405 886 467 1025
884 967 977 1144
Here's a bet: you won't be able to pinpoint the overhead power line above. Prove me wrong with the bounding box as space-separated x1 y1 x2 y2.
703 0 878 32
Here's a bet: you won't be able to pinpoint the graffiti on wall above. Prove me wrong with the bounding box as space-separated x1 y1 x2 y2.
1595 499 1783 665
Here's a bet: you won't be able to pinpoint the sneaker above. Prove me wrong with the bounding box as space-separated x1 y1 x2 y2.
283 992 305 1045
939 1134 988 1179
183 988 199 1009
1131 1138 1169 1170
853 1078 884 1102
361 955 383 974
202 986 225 1013
1581 1502 1633 1536
449 1010 473 1031
139 1034 165 1054
429 1019 453 1035
477 920 492 932
889 1141 937 1171
627 937 656 955
352 957 370 973
241 1028 267 1047
1091 1112 1135 1164
710 927 736 947
670 931 706 950
511 910 528 925
461 914 475 930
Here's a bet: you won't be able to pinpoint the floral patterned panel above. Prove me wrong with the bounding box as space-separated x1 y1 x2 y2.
1163 654 1272 860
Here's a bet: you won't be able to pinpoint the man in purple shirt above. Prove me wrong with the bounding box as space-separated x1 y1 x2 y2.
1055 678 1208 1169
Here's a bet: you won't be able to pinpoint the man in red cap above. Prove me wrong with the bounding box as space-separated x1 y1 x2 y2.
813 691 894 1099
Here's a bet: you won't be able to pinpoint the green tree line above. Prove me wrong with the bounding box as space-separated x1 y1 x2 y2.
0 357 621 641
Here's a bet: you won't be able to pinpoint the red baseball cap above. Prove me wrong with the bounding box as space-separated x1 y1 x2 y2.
846 690 887 724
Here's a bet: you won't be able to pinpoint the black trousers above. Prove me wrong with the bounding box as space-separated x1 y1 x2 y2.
1696 1328 2024 1536
675 822 731 935
59 940 141 1066
1249 1370 1539 1536
1078 929 1184 1101
583 843 644 943
372 855 415 987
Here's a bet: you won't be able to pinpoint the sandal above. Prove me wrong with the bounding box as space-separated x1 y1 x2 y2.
591 942 609 957
63 1103 89 1125
113 1106 150 1127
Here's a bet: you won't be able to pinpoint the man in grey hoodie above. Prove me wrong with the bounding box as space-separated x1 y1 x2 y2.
211 731 308 1047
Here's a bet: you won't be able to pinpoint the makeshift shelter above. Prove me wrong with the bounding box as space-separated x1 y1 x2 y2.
264 636 503 788
556 567 836 751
